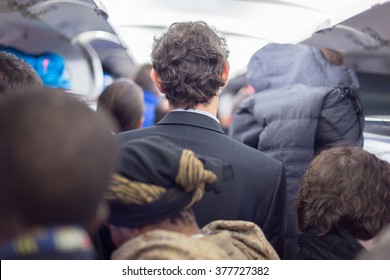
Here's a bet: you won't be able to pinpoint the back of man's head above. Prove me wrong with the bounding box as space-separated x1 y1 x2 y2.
151 21 229 108
0 89 118 239
97 78 144 132
0 52 43 96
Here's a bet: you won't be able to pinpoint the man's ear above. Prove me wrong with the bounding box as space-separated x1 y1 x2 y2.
150 68 164 93
221 61 230 87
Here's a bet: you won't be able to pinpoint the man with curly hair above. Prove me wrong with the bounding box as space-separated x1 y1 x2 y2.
296 146 390 259
119 21 287 257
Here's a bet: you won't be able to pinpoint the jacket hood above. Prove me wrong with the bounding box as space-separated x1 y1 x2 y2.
246 43 360 92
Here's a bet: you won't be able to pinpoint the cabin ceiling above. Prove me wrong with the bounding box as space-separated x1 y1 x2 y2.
100 0 390 75
1 0 390 76
0 0 137 78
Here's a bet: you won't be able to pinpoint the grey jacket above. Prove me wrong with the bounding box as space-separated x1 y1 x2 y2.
229 43 364 258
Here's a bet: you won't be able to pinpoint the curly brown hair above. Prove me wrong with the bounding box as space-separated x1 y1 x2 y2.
297 146 390 240
151 21 229 108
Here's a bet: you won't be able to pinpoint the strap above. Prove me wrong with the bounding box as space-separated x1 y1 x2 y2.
341 87 365 143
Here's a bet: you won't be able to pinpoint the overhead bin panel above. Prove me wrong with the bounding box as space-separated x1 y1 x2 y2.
0 0 136 99
303 1 390 75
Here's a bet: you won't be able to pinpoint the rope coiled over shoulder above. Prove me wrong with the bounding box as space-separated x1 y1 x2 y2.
176 149 217 208
106 149 217 210
106 174 166 205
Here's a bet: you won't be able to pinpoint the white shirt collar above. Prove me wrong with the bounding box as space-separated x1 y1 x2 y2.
173 108 220 124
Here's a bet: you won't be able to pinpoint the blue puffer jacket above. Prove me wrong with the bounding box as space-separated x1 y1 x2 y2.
229 43 364 258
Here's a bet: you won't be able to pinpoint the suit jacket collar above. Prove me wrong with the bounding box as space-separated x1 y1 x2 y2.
157 111 225 134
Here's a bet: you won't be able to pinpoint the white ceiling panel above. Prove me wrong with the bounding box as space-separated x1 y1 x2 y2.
100 0 386 75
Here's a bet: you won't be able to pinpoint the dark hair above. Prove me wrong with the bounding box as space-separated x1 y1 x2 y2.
297 146 390 240
134 64 159 95
151 21 229 108
0 52 43 96
97 78 144 132
0 89 118 238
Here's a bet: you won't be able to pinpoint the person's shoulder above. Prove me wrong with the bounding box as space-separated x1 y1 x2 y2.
112 230 230 260
117 126 158 142
225 135 282 164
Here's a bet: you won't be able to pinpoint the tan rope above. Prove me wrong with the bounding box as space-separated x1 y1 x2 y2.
176 149 217 208
106 149 217 208
105 174 166 205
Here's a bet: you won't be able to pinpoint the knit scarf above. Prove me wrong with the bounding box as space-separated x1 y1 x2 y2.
298 227 366 260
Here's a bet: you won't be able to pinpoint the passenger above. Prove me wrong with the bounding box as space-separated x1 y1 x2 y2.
107 136 279 260
95 78 144 257
134 63 161 127
0 51 42 96
0 89 118 259
97 78 144 132
229 43 364 258
296 146 390 260
119 21 287 257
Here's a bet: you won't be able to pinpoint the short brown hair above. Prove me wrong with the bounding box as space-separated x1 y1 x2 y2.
297 146 390 240
0 52 43 96
97 78 144 132
0 89 118 238
151 21 229 108
134 64 158 95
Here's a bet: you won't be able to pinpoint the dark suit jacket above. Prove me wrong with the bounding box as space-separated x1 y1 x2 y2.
119 111 287 257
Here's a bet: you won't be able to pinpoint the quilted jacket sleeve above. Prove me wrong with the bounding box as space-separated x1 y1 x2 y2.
229 96 265 148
